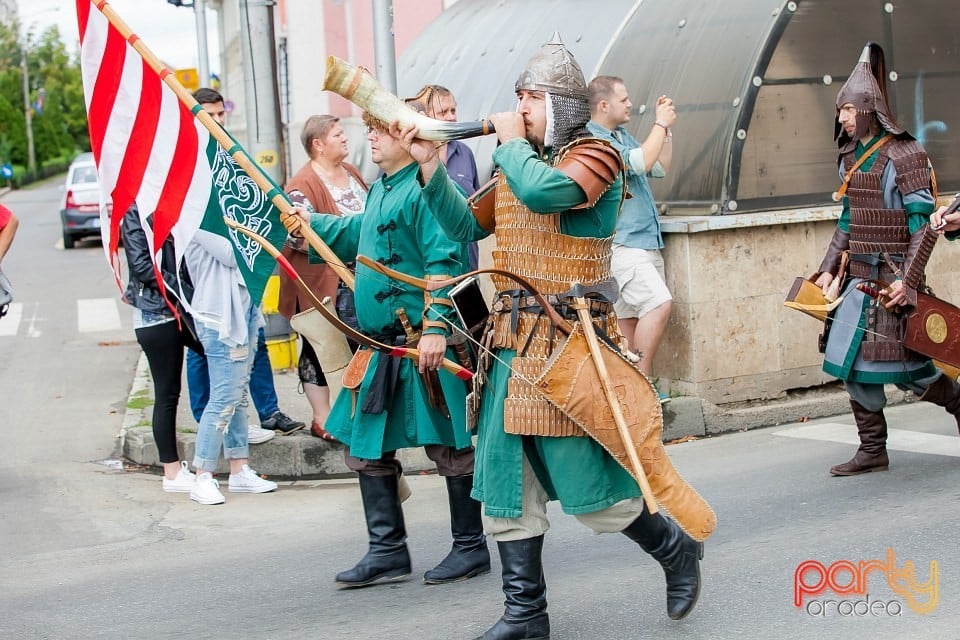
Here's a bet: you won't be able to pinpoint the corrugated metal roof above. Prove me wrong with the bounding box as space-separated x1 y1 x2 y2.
398 0 960 214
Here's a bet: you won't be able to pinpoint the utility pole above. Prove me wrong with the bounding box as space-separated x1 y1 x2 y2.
371 0 398 93
20 47 36 176
238 0 285 183
16 6 60 177
194 0 211 87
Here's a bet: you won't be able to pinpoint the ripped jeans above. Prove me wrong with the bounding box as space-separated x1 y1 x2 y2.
192 304 261 472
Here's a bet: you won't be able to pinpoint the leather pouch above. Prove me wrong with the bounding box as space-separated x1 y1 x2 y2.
342 349 375 391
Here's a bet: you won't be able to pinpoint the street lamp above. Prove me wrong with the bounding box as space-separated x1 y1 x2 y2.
167 0 211 87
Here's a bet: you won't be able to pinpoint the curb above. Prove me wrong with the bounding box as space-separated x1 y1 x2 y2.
120 352 920 478
120 352 436 479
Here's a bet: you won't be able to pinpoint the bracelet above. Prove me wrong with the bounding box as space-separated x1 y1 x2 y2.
654 120 670 133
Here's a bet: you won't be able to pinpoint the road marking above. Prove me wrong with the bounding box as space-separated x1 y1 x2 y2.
77 298 122 333
0 303 22 336
23 301 44 337
774 422 960 458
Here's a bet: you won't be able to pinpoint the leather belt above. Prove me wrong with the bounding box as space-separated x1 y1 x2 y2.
492 293 611 315
848 253 904 279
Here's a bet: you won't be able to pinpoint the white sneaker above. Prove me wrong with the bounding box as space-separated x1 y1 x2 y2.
248 424 276 445
228 464 278 494
162 461 196 493
190 472 225 505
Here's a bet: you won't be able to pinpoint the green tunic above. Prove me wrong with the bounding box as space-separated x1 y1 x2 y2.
309 161 472 460
421 138 641 518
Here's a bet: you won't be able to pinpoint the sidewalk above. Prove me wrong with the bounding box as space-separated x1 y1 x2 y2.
120 352 445 478
120 351 919 479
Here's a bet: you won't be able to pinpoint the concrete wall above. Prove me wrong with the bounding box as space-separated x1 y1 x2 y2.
656 204 960 405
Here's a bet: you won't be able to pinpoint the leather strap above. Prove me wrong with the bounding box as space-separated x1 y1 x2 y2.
833 134 894 201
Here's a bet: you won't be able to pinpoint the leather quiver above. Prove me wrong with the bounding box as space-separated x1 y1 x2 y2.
784 277 829 322
533 322 717 542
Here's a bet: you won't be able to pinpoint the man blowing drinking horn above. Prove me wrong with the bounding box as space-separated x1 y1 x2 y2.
388 33 711 639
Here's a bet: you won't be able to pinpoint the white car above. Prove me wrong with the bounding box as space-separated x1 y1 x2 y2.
59 152 103 249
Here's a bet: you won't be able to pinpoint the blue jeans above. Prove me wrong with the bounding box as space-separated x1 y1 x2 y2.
186 326 280 422
192 305 261 472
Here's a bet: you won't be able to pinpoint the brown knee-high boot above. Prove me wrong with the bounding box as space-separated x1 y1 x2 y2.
829 400 889 476
919 373 960 433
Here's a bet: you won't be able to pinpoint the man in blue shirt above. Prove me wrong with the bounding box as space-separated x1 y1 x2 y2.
407 84 482 270
587 76 676 402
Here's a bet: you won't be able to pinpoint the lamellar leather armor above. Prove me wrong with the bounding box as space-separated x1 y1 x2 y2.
841 138 934 362
489 138 623 437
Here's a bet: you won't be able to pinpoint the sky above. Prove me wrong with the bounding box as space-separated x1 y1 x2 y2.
23 0 220 72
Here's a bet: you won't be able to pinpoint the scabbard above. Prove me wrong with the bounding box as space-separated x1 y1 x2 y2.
421 369 450 418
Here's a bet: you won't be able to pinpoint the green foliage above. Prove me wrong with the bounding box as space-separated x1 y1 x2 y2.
0 21 88 180
126 395 154 411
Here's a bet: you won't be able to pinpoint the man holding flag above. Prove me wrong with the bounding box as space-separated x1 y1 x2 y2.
76 0 290 503
293 111 489 589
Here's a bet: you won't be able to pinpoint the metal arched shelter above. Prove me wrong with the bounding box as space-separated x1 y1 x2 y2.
399 0 960 214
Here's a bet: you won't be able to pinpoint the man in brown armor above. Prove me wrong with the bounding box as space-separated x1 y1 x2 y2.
401 33 702 639
814 42 960 476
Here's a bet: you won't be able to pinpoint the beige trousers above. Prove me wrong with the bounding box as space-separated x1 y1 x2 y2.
483 451 644 542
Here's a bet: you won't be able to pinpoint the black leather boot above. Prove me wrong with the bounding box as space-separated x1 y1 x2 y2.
424 475 491 584
622 507 702 620
335 473 411 588
919 373 960 433
829 400 889 476
475 536 550 640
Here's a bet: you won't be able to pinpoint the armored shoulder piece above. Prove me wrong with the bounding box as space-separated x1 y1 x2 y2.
555 137 623 210
887 138 932 195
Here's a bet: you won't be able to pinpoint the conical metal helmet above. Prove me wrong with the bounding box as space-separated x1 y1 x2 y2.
834 42 905 150
515 32 588 99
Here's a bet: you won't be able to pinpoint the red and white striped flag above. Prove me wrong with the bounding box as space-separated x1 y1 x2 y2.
76 0 288 305
77 0 211 286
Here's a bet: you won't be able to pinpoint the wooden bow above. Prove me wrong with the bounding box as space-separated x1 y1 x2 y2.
359 255 661 514
357 255 575 335
223 218 473 381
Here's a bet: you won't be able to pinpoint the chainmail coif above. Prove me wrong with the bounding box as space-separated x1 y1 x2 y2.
550 93 591 156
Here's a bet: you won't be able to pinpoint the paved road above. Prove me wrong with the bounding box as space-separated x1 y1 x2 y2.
2 182 959 639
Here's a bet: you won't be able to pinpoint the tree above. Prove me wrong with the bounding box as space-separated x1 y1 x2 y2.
0 21 89 169
32 26 89 160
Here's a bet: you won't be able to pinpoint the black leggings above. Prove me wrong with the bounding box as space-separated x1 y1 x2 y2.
298 336 327 387
135 320 188 464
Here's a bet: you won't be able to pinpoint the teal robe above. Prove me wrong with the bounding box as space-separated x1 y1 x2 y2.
309 161 472 459
421 138 641 518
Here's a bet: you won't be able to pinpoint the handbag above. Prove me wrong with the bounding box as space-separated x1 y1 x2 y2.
0 266 13 318
175 301 204 355
290 304 353 402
